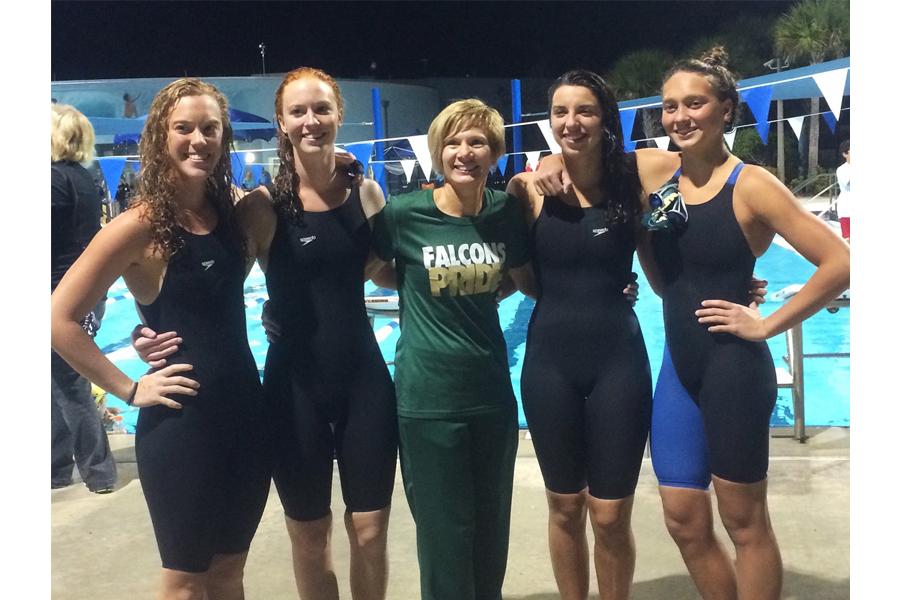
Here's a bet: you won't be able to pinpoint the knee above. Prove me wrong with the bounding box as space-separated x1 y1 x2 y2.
718 504 772 547
546 491 587 531
207 554 246 589
286 515 332 557
663 503 713 548
588 499 631 538
160 571 207 600
347 510 390 550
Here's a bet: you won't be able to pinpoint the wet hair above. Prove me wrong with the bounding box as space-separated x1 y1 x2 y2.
663 46 740 132
272 67 345 224
51 103 95 163
547 70 642 224
839 139 850 155
132 78 241 260
427 98 506 176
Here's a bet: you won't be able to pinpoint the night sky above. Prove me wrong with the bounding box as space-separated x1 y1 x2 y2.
51 1 794 81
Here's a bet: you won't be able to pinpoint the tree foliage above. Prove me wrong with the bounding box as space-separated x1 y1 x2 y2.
605 49 673 100
682 14 778 78
774 0 850 65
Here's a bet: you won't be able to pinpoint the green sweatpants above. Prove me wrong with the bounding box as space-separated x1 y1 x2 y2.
399 406 519 600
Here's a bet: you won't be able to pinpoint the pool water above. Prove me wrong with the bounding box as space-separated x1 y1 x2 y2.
94 241 849 433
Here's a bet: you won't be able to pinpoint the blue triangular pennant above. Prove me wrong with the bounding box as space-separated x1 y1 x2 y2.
496 154 509 175
344 141 375 176
740 86 773 145
97 157 127 196
822 111 837 134
230 152 247 185
620 109 637 153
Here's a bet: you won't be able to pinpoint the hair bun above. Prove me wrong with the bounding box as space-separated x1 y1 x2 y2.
700 46 729 69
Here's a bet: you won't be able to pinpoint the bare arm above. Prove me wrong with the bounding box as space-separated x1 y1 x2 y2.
697 166 850 340
508 263 538 299
236 187 277 275
50 211 197 407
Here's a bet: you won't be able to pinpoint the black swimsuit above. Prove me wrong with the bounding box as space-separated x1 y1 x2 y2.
650 162 777 486
136 222 271 573
263 186 397 521
520 195 652 499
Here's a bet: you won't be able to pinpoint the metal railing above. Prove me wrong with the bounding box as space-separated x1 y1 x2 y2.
773 295 850 441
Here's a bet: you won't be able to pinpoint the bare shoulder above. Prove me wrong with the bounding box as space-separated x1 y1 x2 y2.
359 178 386 219
635 148 680 192
235 187 277 248
236 187 276 221
103 202 153 241
733 164 802 224
735 165 795 204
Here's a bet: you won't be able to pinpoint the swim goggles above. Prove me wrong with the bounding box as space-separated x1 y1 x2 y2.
642 179 688 232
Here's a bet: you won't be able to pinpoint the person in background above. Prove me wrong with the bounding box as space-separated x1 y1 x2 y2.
123 92 141 118
50 103 117 494
836 139 850 242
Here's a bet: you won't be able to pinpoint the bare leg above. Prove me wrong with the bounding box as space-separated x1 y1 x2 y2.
285 513 339 600
587 495 635 600
712 476 782 600
659 485 737 600
157 568 207 600
545 489 590 600
206 552 249 600
344 507 391 600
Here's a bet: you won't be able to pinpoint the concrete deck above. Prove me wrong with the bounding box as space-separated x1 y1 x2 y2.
51 428 849 599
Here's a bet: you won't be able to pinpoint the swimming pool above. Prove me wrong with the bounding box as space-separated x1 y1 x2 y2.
94 240 849 433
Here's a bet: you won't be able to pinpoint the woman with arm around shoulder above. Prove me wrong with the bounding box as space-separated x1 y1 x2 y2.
505 70 653 600
367 98 534 600
241 66 397 600
51 79 271 600
645 47 849 600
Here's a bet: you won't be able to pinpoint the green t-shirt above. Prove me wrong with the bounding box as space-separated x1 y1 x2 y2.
372 187 530 418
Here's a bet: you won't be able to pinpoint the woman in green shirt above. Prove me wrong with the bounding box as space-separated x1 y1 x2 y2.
369 99 535 600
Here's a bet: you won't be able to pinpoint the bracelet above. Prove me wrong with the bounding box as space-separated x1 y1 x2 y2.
125 380 139 406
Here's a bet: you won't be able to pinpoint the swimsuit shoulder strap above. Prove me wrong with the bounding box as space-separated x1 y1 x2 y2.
725 162 745 186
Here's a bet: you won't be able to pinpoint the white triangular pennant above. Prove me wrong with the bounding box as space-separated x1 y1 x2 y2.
525 151 542 171
812 68 849 121
653 136 670 151
536 120 562 154
724 130 737 150
400 159 416 183
787 116 805 141
407 135 432 182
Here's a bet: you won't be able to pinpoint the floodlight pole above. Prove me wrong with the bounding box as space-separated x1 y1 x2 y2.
259 43 267 76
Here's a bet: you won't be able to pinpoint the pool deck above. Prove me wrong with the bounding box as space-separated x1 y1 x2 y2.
51 427 849 599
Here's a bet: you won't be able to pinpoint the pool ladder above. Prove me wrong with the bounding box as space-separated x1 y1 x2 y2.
772 295 849 442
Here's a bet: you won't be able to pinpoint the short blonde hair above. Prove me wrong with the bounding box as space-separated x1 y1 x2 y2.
427 99 505 176
51 103 95 163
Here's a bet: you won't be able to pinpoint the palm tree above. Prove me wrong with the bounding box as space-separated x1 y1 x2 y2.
775 0 850 176
606 49 673 142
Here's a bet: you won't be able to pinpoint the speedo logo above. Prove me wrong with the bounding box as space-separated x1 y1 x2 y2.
299 235 317 247
592 227 609 237
201 260 215 270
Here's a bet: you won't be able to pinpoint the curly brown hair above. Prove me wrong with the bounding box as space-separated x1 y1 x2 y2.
272 67 345 224
132 78 240 259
